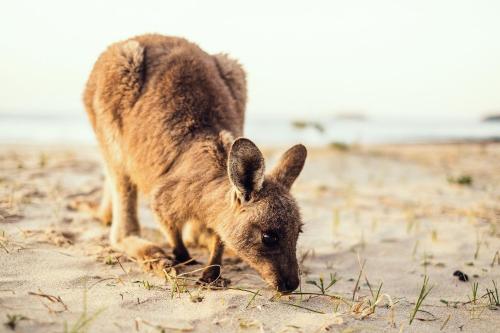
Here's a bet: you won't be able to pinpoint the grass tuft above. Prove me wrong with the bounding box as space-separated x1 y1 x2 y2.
104 256 115 265
447 175 473 186
409 275 433 325
63 287 104 333
368 282 383 314
469 282 479 304
486 280 499 309
329 141 350 152
305 273 338 295
4 314 27 330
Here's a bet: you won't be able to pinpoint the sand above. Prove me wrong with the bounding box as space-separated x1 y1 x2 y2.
0 143 499 333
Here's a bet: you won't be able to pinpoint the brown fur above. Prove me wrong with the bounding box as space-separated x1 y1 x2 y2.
83 34 307 291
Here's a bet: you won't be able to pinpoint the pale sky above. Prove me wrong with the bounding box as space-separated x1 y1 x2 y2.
1 0 500 120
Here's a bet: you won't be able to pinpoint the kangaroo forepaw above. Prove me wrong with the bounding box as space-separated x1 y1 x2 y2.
197 268 230 288
197 276 231 288
139 246 176 277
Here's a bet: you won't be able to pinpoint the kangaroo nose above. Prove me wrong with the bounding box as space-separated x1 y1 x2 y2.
278 277 299 293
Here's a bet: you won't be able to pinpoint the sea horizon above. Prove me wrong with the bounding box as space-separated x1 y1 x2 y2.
1 111 499 146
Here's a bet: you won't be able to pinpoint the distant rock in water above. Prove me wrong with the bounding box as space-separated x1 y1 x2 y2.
482 114 500 122
291 120 325 133
333 111 368 122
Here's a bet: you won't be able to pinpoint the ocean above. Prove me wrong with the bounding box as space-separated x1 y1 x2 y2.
1 112 499 146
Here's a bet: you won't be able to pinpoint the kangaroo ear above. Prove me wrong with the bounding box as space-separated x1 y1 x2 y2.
270 144 307 190
228 138 265 201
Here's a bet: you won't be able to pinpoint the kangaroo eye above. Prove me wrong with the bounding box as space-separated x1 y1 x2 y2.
262 231 279 247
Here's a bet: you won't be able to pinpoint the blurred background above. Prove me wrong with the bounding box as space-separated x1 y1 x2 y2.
1 0 500 146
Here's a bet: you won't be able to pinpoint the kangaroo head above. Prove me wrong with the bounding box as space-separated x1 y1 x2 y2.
221 138 307 292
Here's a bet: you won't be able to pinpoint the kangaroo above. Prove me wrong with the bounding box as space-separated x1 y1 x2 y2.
83 34 307 292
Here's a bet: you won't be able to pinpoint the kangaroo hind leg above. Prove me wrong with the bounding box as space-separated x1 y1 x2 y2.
108 169 175 276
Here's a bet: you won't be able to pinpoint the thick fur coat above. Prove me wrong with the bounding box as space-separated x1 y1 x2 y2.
83 34 306 291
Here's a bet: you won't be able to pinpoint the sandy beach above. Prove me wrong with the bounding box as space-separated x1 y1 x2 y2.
1 143 499 332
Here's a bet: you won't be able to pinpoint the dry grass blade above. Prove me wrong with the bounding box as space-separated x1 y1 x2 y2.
245 289 261 309
440 314 451 331
352 258 366 301
88 277 123 290
280 301 325 314
135 317 194 332
172 257 197 268
28 290 68 311
491 250 500 268
288 291 349 306
115 256 128 276
0 240 9 253
176 264 221 279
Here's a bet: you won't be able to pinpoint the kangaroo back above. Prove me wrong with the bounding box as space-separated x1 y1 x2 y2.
83 34 247 190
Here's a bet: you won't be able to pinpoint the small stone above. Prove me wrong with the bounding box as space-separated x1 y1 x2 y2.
453 270 469 282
